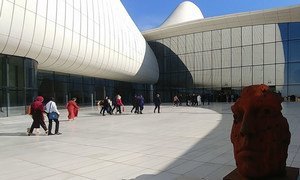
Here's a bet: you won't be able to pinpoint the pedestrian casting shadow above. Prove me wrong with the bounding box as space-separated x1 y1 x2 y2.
0 132 28 136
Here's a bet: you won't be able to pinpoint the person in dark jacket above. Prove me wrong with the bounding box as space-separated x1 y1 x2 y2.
154 94 161 113
138 95 144 114
28 96 48 136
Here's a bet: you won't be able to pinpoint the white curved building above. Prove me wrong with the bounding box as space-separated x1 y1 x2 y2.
0 0 158 83
144 2 300 102
0 0 159 117
160 1 204 28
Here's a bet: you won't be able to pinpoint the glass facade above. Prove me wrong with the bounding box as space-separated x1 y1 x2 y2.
149 22 300 102
0 55 38 117
37 70 153 108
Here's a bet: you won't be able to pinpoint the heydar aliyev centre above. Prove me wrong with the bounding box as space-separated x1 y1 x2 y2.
0 0 300 117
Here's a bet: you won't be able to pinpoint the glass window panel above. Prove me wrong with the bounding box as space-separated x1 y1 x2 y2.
264 43 275 64
264 65 276 85
264 24 275 43
212 69 221 87
242 26 252 46
203 51 211 70
178 35 185 54
171 37 178 54
195 33 203 52
163 38 171 56
276 85 287 97
170 55 178 72
232 47 242 67
186 34 194 53
289 40 300 62
276 64 287 85
288 85 300 97
242 46 252 66
203 70 212 86
9 57 24 88
203 31 211 51
276 41 288 63
212 50 221 69
195 52 202 71
253 44 263 65
222 29 231 48
253 25 263 44
178 55 186 71
242 66 252 86
253 66 263 84
232 67 241 87
289 22 300 40
276 23 288 41
288 63 300 84
222 68 231 87
212 30 221 50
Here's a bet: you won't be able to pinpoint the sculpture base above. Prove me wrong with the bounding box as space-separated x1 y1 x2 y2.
223 167 299 180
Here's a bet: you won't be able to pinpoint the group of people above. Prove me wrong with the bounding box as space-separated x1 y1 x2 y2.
97 94 124 116
27 96 80 136
173 94 212 106
97 93 162 115
130 95 145 114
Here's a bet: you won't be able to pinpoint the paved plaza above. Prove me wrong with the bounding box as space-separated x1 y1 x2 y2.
0 103 299 180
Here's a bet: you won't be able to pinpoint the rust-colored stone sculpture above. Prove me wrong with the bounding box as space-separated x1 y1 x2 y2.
231 84 291 179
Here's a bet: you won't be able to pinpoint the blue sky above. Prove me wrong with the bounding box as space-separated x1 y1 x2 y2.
120 0 300 31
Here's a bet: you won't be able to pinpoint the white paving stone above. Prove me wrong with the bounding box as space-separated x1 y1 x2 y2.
0 103 299 179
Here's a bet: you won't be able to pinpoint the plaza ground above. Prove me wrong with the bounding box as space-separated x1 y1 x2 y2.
0 103 299 180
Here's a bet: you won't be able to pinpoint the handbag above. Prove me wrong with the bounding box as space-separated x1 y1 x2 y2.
49 112 58 119
48 102 59 119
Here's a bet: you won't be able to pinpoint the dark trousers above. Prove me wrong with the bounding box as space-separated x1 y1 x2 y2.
29 119 47 133
48 119 59 134
154 105 160 113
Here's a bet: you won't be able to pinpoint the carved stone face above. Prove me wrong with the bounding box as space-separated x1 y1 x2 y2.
231 85 290 178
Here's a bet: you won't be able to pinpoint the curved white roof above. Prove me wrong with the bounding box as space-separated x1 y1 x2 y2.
160 1 204 28
0 0 159 84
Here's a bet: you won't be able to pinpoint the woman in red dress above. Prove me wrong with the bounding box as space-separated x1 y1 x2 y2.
66 97 79 121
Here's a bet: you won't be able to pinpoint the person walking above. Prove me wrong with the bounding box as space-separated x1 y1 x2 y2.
45 97 61 135
154 93 161 113
138 95 144 114
116 95 124 114
28 96 48 136
66 97 79 121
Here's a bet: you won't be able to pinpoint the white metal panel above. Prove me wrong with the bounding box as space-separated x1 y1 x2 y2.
253 66 263 84
47 0 56 22
56 0 65 26
242 46 252 66
37 0 47 17
221 29 230 48
222 68 231 87
212 50 221 69
264 24 275 43
232 67 241 87
26 0 37 12
242 26 252 46
232 27 241 47
242 66 252 86
264 43 275 64
21 10 36 42
253 44 263 65
264 65 275 85
253 25 263 44
222 49 231 68
232 47 241 67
